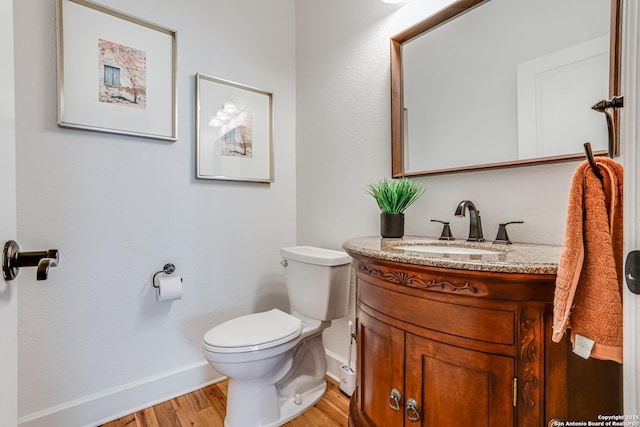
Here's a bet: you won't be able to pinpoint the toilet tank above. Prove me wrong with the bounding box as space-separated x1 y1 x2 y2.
280 246 351 321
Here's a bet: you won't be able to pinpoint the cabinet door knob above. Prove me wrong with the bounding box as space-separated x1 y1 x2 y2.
406 398 422 422
388 388 402 411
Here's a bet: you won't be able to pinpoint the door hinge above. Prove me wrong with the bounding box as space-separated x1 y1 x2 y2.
513 378 517 407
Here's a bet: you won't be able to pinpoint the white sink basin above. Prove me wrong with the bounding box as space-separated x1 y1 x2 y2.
394 244 499 255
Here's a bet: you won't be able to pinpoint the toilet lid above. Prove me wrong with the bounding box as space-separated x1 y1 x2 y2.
203 309 302 353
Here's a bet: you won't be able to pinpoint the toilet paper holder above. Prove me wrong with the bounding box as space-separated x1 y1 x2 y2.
152 263 178 288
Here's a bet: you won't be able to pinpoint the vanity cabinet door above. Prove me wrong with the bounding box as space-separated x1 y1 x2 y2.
356 310 405 427
404 333 515 427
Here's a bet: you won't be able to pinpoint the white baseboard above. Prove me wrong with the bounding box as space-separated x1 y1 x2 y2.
18 350 347 427
17 361 223 427
324 348 346 383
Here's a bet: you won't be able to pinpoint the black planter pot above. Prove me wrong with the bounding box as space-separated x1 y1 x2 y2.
380 213 404 238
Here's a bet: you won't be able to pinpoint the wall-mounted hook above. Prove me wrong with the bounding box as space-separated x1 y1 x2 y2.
591 95 624 158
2 240 59 281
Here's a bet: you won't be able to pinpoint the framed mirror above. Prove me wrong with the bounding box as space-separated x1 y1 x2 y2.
391 0 622 177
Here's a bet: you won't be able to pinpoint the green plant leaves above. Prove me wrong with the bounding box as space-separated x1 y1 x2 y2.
366 178 424 214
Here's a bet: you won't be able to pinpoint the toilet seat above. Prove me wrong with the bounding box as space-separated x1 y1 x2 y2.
203 309 302 353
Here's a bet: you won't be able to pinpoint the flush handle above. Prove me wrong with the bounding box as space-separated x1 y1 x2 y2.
2 240 59 281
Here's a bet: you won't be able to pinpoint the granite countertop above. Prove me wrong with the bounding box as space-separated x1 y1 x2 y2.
342 236 563 274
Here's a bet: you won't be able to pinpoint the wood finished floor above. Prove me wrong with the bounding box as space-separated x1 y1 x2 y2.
99 377 349 427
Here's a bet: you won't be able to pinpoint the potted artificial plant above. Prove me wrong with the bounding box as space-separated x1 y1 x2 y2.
366 177 424 238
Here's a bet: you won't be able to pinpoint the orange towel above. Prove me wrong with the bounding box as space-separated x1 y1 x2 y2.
552 157 623 364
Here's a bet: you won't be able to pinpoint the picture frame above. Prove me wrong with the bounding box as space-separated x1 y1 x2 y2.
196 73 274 183
56 0 178 141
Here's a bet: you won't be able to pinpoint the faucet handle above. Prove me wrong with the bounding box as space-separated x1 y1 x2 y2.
493 221 524 245
431 220 455 241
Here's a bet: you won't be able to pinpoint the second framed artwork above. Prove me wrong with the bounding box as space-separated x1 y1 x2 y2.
196 73 274 183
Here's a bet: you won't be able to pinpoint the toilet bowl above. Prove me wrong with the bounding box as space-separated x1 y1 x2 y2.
202 246 351 427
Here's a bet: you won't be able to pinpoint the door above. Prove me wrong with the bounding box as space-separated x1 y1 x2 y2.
622 0 640 415
357 309 405 426
405 334 515 427
0 0 18 425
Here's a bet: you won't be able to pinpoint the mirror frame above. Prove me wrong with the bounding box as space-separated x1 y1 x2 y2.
391 0 623 177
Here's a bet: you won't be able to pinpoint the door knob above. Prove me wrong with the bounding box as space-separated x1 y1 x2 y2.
625 250 640 294
2 240 59 281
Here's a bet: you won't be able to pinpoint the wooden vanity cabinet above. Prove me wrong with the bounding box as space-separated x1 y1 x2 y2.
347 255 622 427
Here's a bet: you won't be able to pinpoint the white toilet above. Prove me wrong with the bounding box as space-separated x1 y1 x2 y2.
202 246 351 427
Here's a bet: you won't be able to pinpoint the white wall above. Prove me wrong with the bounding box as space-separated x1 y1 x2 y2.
14 0 296 425
295 0 582 359
13 0 595 424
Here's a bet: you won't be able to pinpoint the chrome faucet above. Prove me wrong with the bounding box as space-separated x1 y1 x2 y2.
454 200 485 242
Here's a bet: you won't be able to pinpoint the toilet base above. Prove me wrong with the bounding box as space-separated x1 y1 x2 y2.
274 380 327 426
224 381 326 427
223 336 328 427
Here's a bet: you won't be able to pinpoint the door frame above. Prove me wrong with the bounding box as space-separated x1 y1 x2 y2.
622 0 639 414
0 0 18 425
